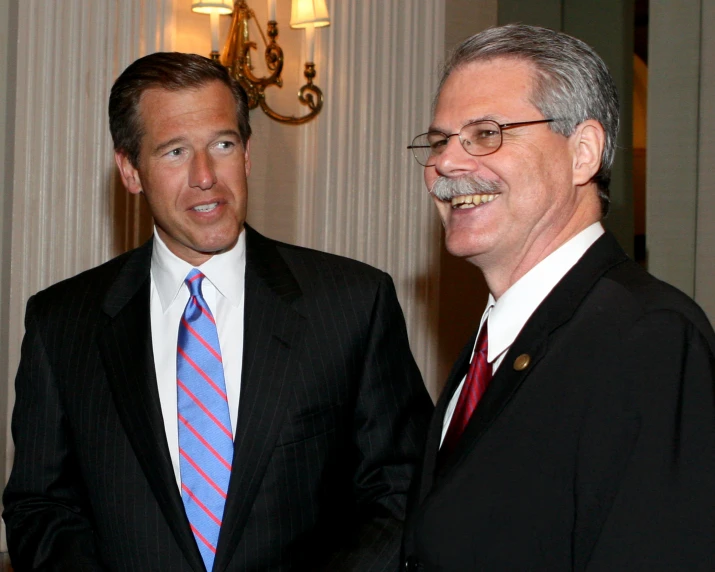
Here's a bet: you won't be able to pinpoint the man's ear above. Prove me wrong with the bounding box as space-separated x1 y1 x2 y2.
571 120 605 187
114 151 143 195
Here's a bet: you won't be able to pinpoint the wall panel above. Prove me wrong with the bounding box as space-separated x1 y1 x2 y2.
647 0 701 297
648 0 715 324
297 0 445 394
3 0 172 552
694 0 715 321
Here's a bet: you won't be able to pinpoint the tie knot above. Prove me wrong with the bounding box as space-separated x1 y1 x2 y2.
185 269 205 299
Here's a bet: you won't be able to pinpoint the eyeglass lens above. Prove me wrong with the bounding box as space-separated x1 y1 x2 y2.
410 120 503 166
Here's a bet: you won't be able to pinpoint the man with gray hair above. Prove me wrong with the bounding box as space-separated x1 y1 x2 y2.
403 24 715 570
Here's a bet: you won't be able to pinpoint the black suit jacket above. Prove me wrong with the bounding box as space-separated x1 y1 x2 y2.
3 226 433 571
404 232 715 571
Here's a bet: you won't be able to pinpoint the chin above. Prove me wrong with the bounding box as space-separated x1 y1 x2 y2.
197 226 241 252
200 239 238 255
444 231 487 260
446 246 481 260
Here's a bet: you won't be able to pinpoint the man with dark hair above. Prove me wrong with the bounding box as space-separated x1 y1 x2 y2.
3 52 432 571
403 24 715 570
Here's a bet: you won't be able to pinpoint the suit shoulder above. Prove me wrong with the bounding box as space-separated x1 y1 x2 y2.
269 237 390 285
247 224 385 274
28 245 148 316
602 259 714 339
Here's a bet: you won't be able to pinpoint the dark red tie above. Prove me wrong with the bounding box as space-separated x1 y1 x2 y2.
440 323 492 462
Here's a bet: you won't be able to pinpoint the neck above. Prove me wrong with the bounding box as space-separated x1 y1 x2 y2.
480 213 601 300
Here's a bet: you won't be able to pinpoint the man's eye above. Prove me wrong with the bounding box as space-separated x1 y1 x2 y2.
429 139 447 150
167 148 184 157
475 129 499 139
215 141 235 150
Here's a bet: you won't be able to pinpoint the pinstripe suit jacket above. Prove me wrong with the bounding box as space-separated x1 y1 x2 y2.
3 225 432 572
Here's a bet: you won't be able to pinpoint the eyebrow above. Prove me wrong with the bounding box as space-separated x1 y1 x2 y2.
428 114 503 133
151 129 242 156
152 137 186 157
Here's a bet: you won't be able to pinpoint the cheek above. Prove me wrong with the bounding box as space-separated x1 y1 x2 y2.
218 162 248 189
424 169 437 191
431 196 450 224
143 178 186 215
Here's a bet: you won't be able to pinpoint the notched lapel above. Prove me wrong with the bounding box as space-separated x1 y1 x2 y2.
97 240 205 572
214 227 306 572
418 335 474 502
437 327 551 477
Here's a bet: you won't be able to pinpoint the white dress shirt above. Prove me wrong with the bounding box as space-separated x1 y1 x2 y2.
150 228 246 487
440 222 605 445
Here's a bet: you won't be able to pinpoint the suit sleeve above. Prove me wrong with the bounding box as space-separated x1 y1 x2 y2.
583 309 715 570
3 296 105 571
322 273 433 572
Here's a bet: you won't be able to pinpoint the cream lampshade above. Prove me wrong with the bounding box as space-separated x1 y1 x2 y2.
191 1 234 55
289 0 330 63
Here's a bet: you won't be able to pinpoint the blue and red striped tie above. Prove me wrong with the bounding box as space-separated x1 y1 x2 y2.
177 269 233 570
440 323 491 463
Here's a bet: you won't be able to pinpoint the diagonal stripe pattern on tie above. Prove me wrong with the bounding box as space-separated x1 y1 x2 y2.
439 323 492 465
177 269 233 570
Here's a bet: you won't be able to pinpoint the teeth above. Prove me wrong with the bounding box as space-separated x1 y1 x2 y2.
193 202 218 212
450 194 497 209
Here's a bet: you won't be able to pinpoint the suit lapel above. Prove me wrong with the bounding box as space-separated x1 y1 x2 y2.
417 334 473 502
431 232 629 481
213 226 306 572
97 239 205 572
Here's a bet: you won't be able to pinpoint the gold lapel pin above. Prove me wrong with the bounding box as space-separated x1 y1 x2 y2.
513 354 531 371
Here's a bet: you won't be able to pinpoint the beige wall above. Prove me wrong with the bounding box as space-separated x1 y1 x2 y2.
648 0 715 323
446 0 497 51
291 0 445 395
0 0 16 557
695 0 715 322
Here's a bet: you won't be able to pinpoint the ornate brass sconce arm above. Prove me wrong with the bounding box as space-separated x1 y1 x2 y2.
220 1 325 125
259 63 323 125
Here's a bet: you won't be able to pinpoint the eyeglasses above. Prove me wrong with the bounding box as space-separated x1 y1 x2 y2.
407 118 557 167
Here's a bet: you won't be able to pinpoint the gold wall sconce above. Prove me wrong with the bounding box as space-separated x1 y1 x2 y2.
191 0 330 125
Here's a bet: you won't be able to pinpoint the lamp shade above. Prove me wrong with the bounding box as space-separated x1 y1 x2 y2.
191 0 233 15
289 0 330 28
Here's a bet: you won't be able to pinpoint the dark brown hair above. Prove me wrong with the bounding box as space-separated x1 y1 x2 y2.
109 52 251 167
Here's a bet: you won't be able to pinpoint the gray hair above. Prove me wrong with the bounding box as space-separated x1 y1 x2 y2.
437 24 619 216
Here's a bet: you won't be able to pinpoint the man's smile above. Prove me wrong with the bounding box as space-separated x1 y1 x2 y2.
451 194 499 209
191 201 220 213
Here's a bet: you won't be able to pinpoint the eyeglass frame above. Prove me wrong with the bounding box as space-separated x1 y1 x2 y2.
407 118 559 167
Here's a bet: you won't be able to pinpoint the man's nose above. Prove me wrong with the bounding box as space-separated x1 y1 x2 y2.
189 151 217 190
432 135 479 177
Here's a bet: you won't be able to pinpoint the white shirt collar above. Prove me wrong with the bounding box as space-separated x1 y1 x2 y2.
150 226 247 312
485 222 605 364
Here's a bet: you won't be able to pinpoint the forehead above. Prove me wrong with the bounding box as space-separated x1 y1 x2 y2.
433 58 539 127
137 81 237 139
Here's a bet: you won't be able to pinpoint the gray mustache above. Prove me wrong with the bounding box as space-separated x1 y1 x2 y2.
430 176 501 201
